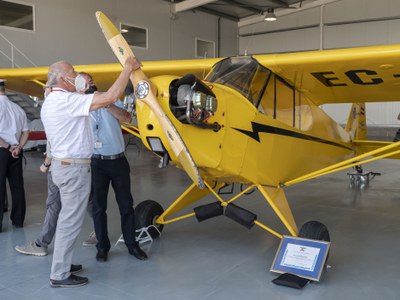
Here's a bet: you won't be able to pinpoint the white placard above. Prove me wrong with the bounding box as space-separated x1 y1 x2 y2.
281 243 320 272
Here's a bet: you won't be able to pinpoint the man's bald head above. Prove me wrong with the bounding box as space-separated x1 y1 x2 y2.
46 61 75 89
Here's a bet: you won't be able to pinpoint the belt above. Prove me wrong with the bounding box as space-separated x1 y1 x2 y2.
92 152 125 160
53 157 91 165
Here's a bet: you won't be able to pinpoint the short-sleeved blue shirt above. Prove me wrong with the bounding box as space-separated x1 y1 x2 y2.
90 100 125 155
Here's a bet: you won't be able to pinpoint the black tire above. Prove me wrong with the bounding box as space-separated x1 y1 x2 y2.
298 220 330 241
299 220 330 263
135 200 164 239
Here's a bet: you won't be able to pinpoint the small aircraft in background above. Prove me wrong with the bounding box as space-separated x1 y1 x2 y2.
2 12 400 267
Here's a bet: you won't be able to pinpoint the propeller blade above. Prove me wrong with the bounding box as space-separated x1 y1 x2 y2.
96 11 204 189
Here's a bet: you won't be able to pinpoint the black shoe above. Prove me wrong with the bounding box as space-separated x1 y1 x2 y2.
70 264 82 274
50 274 88 288
12 223 23 228
129 245 148 260
96 250 108 262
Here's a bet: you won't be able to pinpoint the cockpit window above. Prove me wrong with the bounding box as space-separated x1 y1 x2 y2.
205 57 271 106
207 57 313 132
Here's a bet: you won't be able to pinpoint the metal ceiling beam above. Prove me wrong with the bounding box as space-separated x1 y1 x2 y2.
172 0 219 13
267 0 292 7
238 0 343 27
218 0 263 14
196 6 239 21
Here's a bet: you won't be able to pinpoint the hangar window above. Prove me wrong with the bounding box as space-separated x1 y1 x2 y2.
196 38 215 58
0 1 34 31
120 24 148 49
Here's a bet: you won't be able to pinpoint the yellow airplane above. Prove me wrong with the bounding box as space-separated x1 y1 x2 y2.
2 29 400 256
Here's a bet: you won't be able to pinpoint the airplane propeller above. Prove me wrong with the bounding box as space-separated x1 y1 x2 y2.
96 11 205 189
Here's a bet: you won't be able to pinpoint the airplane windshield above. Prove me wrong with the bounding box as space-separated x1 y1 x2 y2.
205 57 271 106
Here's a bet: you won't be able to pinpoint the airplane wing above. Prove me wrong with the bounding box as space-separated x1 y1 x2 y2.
4 43 400 106
0 58 220 98
253 44 400 105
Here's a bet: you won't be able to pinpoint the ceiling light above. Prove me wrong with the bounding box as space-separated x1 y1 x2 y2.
265 8 277 21
121 29 129 33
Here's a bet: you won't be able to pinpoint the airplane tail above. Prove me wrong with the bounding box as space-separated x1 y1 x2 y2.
345 103 367 140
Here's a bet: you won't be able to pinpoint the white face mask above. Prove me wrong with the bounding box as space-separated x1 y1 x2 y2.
74 75 87 92
65 74 87 92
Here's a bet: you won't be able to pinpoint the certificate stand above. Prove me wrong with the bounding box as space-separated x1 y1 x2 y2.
270 235 330 289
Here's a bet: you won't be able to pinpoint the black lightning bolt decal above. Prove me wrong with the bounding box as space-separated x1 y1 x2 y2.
233 122 352 150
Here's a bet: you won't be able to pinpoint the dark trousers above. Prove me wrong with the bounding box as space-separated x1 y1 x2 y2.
394 128 400 142
91 156 136 252
0 148 26 230
3 188 8 212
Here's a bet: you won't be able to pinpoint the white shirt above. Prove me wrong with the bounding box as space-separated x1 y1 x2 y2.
41 89 94 158
0 95 29 145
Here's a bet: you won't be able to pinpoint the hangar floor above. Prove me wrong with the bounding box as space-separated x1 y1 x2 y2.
1 144 400 300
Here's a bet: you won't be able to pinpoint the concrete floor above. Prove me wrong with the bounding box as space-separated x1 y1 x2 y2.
1 144 400 300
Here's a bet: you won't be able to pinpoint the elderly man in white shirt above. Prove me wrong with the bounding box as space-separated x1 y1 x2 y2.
41 57 140 288
0 79 29 232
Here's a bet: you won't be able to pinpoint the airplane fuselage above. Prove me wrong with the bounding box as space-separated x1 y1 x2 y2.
136 61 354 187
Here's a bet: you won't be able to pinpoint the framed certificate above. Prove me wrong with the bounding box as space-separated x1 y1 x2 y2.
270 235 330 281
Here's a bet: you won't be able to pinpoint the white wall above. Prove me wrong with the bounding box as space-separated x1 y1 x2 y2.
239 6 321 54
324 0 400 49
239 0 400 54
239 0 400 127
0 0 237 67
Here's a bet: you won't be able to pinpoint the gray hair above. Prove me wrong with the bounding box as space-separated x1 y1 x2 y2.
46 60 72 88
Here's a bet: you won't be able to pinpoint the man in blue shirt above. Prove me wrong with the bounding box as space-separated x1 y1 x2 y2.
80 73 147 262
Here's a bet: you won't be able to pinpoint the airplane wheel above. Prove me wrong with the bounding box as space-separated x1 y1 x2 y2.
299 221 330 263
298 220 330 241
135 200 164 238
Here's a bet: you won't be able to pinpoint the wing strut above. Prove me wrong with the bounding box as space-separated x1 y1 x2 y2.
283 141 400 187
